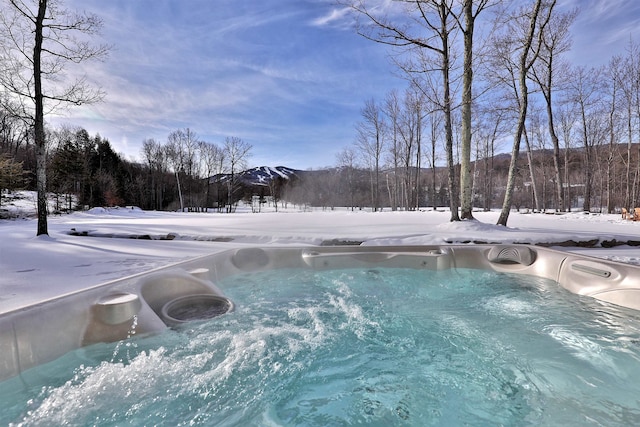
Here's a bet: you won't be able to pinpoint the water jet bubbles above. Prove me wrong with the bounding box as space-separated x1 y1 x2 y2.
108 315 140 364
127 315 138 338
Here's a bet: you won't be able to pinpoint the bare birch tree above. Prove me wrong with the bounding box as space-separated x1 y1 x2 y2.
529 6 576 212
475 102 506 211
457 0 493 219
496 0 554 226
0 0 108 235
165 133 185 212
164 129 197 211
425 103 443 210
397 90 420 210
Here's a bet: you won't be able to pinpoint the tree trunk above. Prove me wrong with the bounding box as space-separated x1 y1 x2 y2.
580 103 592 212
34 0 48 236
626 106 632 209
546 99 564 211
498 100 527 226
564 144 571 211
175 171 184 212
635 144 640 208
375 151 380 212
607 115 615 214
431 120 437 210
460 0 475 220
498 59 530 225
443 38 459 221
415 108 422 210
523 126 540 211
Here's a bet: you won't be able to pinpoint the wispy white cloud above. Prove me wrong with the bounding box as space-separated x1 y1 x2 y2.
562 0 640 65
310 7 352 27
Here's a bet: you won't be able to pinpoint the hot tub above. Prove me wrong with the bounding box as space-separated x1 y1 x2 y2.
2 244 640 382
2 244 640 425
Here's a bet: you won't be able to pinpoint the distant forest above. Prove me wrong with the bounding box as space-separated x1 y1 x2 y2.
1 119 638 215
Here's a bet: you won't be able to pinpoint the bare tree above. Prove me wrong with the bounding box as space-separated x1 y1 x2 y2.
198 140 224 211
384 89 401 211
496 0 555 226
566 65 606 212
0 96 28 157
355 98 386 211
336 147 358 211
530 107 554 210
529 6 577 212
141 138 167 211
424 103 443 210
222 136 252 212
411 89 425 210
557 102 577 210
164 128 203 211
475 102 507 211
397 91 418 210
604 55 623 213
395 88 427 210
457 0 493 219
0 0 109 235
617 40 640 210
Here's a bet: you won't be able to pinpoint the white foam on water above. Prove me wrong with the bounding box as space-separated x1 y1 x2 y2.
13 348 175 426
482 295 537 319
327 278 381 340
546 327 624 378
286 305 331 349
13 300 340 426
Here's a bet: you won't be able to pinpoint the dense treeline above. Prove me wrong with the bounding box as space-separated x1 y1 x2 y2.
0 118 260 213
0 119 173 211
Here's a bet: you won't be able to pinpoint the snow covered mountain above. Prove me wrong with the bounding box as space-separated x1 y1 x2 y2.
208 166 303 187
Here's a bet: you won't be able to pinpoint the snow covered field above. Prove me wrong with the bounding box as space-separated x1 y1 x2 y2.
4 192 640 313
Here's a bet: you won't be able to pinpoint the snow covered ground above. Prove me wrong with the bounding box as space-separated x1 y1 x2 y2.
4 191 640 313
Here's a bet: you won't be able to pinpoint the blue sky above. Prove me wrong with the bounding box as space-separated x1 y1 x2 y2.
56 0 640 170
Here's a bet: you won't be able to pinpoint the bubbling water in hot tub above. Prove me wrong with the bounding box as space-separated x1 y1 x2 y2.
3 264 640 427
